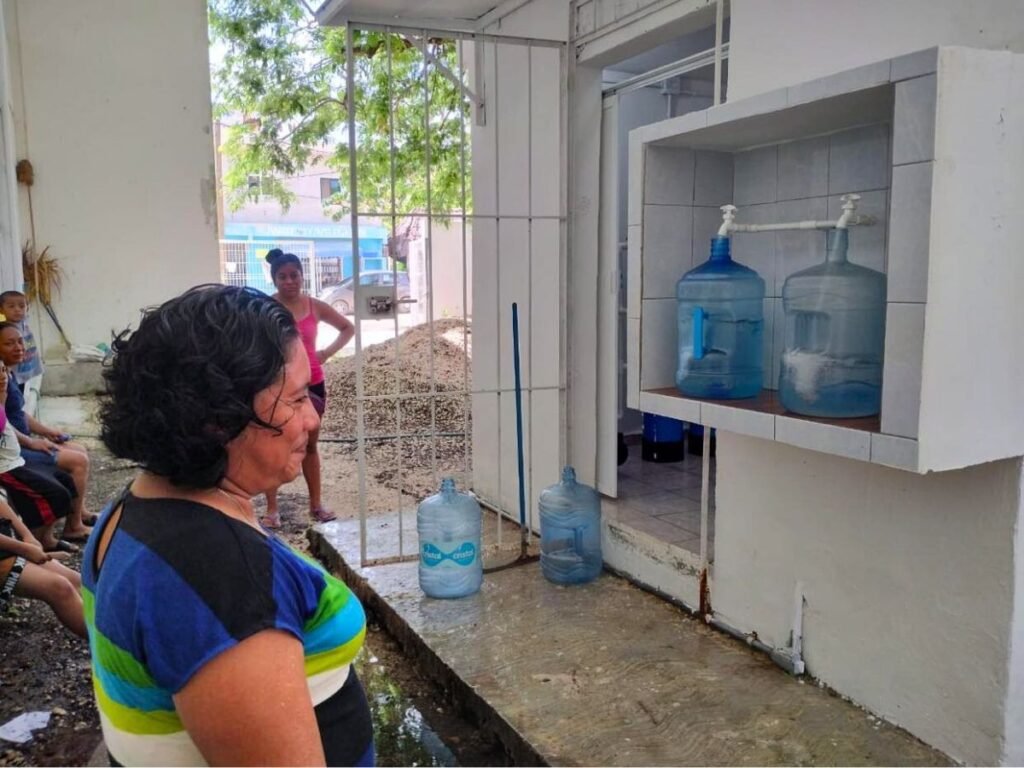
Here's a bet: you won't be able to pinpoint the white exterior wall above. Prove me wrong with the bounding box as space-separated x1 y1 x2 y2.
468 1 568 525
716 433 1022 764
0 3 20 290
5 0 218 354
711 2 1024 763
728 0 1024 100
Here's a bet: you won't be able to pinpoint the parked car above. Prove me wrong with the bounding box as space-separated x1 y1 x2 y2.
319 271 412 315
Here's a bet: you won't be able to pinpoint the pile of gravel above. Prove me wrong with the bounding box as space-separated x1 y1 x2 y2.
320 320 472 499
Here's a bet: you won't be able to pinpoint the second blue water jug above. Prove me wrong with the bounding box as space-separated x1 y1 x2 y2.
539 466 602 585
676 235 765 399
779 228 886 418
417 478 483 599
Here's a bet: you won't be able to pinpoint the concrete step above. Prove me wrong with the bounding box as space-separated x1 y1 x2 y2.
310 514 950 767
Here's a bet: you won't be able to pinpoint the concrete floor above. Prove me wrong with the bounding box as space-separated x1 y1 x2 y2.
311 516 950 767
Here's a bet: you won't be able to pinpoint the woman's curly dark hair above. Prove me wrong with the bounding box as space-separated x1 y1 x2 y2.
100 284 299 489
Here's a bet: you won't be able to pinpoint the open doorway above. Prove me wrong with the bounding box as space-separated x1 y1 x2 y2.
598 17 729 560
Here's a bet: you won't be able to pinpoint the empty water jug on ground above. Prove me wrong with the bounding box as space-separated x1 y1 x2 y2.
676 235 765 399
417 478 483 599
780 226 886 418
539 466 602 585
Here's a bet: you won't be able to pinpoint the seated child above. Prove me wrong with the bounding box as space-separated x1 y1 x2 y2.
0 322 93 540
0 492 85 637
0 365 77 553
0 291 43 389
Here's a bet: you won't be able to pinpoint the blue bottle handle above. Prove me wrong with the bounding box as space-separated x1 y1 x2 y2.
693 306 706 360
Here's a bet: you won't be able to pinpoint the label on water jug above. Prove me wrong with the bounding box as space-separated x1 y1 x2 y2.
421 541 477 567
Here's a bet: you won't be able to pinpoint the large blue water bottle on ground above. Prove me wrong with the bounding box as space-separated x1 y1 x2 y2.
417 478 483 599
676 213 765 399
539 466 602 585
642 413 685 463
780 196 886 418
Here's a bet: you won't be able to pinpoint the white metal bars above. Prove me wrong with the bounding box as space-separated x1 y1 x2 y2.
345 24 568 567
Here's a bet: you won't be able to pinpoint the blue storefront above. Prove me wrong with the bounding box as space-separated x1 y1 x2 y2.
224 221 389 295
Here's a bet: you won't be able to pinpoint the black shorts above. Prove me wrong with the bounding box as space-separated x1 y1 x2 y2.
310 381 327 417
0 464 75 527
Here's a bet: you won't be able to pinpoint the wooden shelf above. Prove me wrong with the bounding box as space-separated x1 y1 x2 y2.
647 387 881 433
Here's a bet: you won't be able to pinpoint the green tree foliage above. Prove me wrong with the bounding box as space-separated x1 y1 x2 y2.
209 0 470 224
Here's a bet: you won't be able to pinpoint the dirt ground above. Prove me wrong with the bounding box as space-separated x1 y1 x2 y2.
0 448 500 768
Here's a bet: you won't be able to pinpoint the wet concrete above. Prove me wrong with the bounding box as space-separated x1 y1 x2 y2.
311 514 951 767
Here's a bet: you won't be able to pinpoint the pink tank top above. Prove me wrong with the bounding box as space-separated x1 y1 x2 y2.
295 297 324 386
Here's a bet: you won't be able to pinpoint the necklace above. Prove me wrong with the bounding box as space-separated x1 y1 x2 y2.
215 487 256 526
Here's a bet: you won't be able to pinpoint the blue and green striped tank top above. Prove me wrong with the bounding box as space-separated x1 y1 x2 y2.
81 494 371 766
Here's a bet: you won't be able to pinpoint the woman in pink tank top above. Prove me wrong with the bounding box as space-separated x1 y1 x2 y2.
264 249 355 526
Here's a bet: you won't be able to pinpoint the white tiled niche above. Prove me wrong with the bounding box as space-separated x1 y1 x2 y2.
627 46 1024 474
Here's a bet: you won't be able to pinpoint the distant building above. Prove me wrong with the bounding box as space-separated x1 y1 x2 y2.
217 141 389 294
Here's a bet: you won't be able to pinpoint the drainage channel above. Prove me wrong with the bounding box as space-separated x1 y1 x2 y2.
355 619 510 767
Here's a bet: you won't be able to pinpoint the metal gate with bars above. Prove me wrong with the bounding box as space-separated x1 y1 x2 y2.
341 22 567 567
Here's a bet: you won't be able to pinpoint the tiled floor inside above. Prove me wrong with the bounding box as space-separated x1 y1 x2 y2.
614 440 716 558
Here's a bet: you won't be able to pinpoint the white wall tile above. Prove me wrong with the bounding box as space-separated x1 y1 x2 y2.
645 146 695 205
734 145 778 205
775 416 871 462
787 59 892 107
638 390 700 423
732 202 777 293
640 298 677 390
870 433 919 471
775 197 829 295
701 402 774 440
498 219 531 390
694 151 734 205
763 298 778 390
777 136 830 201
881 303 925 439
627 224 642 318
829 124 890 194
499 388 530 513
530 219 561 389
772 296 785 390
495 43 531 218
891 47 938 81
471 392 500 503
627 318 640 408
828 189 888 274
893 75 937 166
529 46 562 218
529 388 562 530
642 204 692 299
707 87 788 127
887 162 933 303
644 110 708 144
692 207 724 265
472 218 499 391
628 137 643 226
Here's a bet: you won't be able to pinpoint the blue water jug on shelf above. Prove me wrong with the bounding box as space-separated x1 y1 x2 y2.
676 206 765 399
539 466 602 585
417 478 483 599
779 196 886 418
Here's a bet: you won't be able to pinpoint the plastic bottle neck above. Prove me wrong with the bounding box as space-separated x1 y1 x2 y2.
826 229 849 264
440 477 457 496
561 466 577 486
708 236 732 262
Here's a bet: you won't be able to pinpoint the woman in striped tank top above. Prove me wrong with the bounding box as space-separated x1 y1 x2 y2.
86 286 373 766
264 249 355 527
